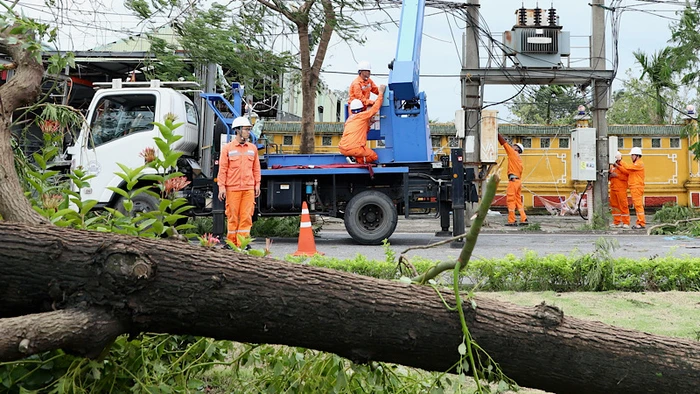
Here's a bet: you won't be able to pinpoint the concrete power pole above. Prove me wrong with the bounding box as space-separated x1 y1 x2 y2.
591 0 610 224
456 0 481 238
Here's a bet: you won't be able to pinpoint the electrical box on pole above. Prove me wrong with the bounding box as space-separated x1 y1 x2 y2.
571 128 596 181
608 136 618 164
480 110 499 163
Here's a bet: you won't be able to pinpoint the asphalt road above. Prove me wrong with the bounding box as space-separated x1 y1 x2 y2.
252 215 700 261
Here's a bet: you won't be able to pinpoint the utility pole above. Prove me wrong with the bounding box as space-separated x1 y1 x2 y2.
454 0 481 246
460 3 613 231
591 0 610 225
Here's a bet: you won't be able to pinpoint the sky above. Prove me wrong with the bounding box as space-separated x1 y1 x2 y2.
317 0 686 122
14 0 690 122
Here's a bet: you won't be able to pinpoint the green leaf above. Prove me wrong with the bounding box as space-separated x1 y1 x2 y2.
80 200 99 215
132 185 155 197
151 220 164 235
113 171 132 185
32 152 47 170
107 187 130 199
457 342 466 356
138 218 157 230
10 25 27 35
154 138 170 154
186 379 204 390
173 205 194 215
164 214 186 224
51 208 77 220
141 174 164 182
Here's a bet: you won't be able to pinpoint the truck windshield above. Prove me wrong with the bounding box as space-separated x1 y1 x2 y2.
90 94 156 147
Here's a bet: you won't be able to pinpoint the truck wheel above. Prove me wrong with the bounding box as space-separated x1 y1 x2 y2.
344 190 398 245
116 193 159 215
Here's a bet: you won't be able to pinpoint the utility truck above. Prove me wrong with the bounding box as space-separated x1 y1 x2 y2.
66 0 481 244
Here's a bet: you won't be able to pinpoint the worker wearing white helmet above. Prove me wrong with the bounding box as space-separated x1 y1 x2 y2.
497 133 528 226
348 60 379 109
217 116 261 247
614 147 646 229
608 151 630 229
340 85 387 164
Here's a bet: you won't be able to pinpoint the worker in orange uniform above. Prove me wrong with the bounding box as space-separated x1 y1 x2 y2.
614 147 645 229
498 133 528 226
340 85 386 164
608 151 630 229
348 61 379 109
217 116 261 247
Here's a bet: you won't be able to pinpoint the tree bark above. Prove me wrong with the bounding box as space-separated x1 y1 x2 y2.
297 23 317 154
0 24 49 225
0 222 698 394
0 308 127 361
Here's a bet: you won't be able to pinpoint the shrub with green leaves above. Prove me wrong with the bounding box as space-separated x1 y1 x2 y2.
651 203 700 236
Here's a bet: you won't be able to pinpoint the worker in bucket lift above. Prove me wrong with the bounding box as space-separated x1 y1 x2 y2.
217 116 261 247
498 133 528 226
340 85 386 164
614 147 645 229
348 61 379 109
609 150 630 229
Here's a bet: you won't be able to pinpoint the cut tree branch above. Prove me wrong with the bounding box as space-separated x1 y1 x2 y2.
0 308 127 361
0 222 698 394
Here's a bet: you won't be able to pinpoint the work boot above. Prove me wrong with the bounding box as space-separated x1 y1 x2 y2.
621 224 630 229
610 223 621 228
505 222 518 227
518 220 529 226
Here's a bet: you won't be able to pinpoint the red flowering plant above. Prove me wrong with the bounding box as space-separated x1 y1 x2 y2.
198 233 220 247
105 113 195 238
139 147 157 164
22 105 89 226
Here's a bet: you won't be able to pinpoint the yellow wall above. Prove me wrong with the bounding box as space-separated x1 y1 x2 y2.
261 128 699 209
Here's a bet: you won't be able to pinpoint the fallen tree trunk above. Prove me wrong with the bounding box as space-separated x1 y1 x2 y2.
0 222 698 394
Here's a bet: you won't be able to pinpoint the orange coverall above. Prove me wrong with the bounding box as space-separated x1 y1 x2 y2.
348 75 379 108
608 164 630 226
339 90 384 164
498 134 527 224
619 158 645 227
217 141 261 246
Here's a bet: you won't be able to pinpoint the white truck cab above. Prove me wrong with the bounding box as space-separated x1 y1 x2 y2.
66 80 200 208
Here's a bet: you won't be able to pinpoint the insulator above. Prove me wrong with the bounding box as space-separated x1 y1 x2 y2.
534 7 542 26
518 7 527 26
548 7 557 26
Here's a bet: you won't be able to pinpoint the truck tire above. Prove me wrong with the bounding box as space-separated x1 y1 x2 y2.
344 190 398 245
116 193 159 216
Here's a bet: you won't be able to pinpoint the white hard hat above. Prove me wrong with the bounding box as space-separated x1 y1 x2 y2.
630 147 643 156
349 99 364 112
615 151 622 160
515 143 524 153
357 61 371 72
231 116 252 129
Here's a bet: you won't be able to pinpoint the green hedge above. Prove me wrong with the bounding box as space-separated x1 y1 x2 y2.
288 251 700 292
467 252 700 292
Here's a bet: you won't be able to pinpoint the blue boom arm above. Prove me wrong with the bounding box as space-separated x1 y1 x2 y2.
388 0 426 101
200 82 258 144
372 0 432 164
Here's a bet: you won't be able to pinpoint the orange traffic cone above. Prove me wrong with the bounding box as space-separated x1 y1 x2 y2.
293 202 324 256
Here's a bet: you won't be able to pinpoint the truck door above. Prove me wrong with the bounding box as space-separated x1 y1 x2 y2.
74 92 160 205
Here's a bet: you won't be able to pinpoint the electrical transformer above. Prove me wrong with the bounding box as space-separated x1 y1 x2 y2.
503 6 571 68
